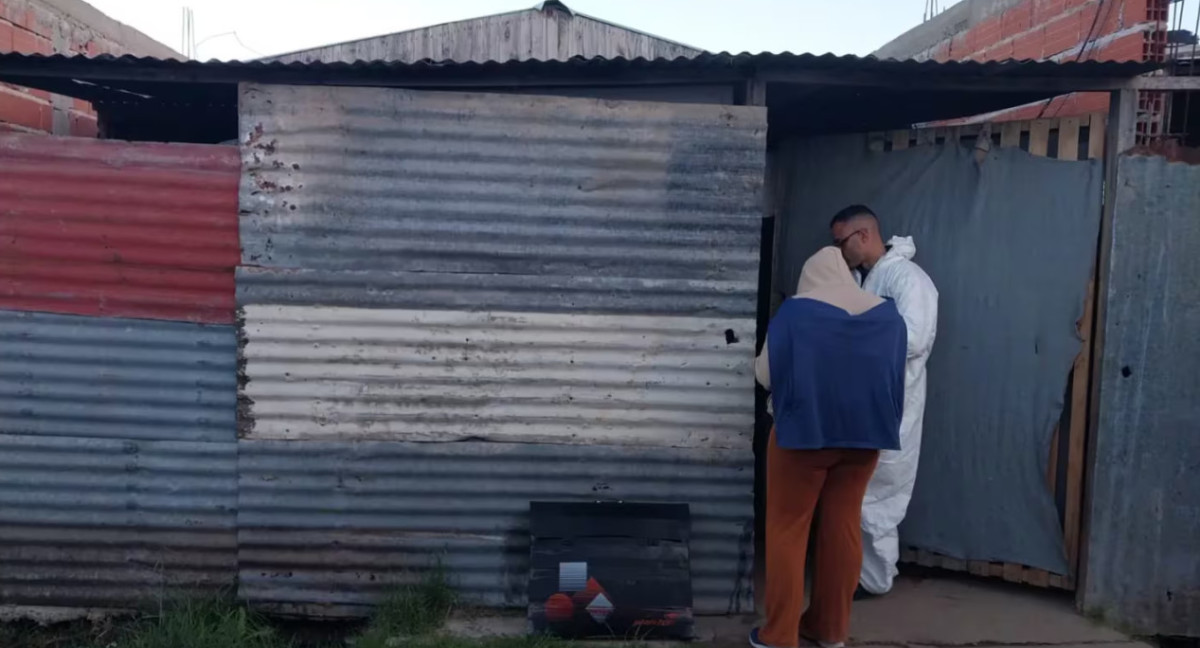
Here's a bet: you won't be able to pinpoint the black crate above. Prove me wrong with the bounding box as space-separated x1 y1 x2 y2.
527 501 694 640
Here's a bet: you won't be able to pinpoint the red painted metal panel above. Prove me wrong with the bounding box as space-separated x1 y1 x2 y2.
0 133 239 323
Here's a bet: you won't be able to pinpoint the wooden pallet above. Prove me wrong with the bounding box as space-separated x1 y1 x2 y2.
900 547 1070 589
879 114 1107 592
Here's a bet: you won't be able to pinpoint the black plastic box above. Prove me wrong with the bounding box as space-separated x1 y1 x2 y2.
527 501 694 640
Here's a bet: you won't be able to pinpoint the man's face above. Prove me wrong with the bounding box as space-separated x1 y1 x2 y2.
831 221 868 269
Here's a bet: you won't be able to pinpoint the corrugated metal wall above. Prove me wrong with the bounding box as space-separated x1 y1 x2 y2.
0 134 240 325
0 134 240 609
239 305 753 446
237 84 765 613
1083 155 1200 637
238 440 753 616
0 434 237 607
0 310 236 442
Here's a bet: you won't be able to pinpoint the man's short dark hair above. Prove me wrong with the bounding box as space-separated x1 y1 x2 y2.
829 204 877 228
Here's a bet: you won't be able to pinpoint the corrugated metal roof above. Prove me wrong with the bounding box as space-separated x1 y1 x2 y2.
0 51 1159 78
0 52 1156 140
0 311 237 443
1085 155 1200 637
237 439 753 617
0 433 237 608
0 134 240 324
240 305 754 447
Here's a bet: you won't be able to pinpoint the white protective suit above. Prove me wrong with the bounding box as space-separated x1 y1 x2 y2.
857 236 938 594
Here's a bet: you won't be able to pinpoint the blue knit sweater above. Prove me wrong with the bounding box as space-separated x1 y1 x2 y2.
767 298 906 451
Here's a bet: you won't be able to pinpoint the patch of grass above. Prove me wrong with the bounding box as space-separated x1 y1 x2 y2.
0 618 127 648
117 597 292 648
354 567 460 648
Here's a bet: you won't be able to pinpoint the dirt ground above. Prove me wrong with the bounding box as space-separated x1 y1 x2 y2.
447 573 1150 648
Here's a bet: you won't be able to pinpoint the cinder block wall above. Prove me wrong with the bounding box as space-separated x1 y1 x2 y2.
0 0 178 136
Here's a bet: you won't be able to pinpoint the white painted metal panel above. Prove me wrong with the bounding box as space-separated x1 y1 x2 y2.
241 305 753 448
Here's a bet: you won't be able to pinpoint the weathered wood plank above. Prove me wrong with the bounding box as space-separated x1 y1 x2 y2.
1029 119 1052 157
1088 113 1107 160
1024 568 1051 588
1064 277 1096 575
1000 121 1024 148
1003 562 1024 583
1059 117 1082 161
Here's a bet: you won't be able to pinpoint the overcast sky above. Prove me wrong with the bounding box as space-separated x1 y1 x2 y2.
84 0 963 61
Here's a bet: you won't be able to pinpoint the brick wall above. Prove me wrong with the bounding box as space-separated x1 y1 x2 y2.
0 0 178 136
893 0 1170 126
908 0 1164 64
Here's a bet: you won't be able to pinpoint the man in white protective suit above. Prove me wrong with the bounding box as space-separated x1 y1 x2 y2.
829 205 938 597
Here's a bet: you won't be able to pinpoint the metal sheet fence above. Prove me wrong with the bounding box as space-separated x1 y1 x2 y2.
237 439 754 617
0 434 238 608
1084 155 1200 637
0 133 240 324
0 310 237 443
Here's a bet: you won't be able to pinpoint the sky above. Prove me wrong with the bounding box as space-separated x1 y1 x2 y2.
83 0 962 61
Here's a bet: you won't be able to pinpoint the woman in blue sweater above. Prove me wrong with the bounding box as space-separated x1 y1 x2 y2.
750 247 906 648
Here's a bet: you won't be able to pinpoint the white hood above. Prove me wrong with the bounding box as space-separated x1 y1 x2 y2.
885 235 917 262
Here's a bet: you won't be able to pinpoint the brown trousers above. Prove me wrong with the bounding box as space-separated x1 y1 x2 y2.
762 430 880 647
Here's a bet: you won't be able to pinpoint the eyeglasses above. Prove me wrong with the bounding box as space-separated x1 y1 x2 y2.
833 228 866 248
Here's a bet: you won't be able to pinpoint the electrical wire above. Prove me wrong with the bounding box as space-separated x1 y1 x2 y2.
1035 0 1112 120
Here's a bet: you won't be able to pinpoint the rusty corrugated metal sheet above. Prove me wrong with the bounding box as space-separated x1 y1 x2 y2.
0 133 240 324
1084 155 1200 637
0 433 237 607
0 310 236 443
233 84 762 616
239 305 754 447
237 84 764 317
236 84 764 448
237 439 753 617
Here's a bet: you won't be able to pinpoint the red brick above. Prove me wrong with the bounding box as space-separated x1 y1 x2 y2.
0 86 50 131
12 26 49 54
1121 0 1150 24
0 18 13 52
931 40 952 62
1 0 30 30
1043 11 1084 56
1035 0 1069 24
984 40 1017 60
1103 32 1149 61
1013 30 1045 59
1 78 47 101
1001 6 1034 39
971 16 1005 52
69 110 98 137
949 32 971 60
